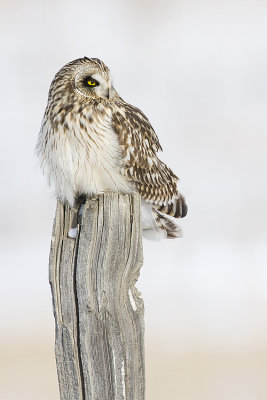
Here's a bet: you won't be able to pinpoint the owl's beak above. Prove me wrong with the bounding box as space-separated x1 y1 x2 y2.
103 87 111 99
107 87 115 100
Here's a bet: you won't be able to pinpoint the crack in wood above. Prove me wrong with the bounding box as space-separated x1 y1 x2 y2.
73 225 86 399
49 193 144 400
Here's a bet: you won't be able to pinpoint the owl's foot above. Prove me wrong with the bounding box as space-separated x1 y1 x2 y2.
67 194 87 238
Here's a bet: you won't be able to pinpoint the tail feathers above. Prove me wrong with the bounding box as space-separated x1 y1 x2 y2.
154 211 183 239
141 200 182 240
157 194 188 218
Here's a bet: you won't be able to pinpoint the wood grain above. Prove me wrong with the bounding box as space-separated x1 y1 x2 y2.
49 193 144 400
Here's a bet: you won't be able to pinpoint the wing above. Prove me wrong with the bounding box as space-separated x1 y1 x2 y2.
112 100 187 218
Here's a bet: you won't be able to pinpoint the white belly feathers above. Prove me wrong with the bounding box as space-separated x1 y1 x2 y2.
39 103 134 206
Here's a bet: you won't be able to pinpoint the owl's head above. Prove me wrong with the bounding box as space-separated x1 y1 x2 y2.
49 57 116 102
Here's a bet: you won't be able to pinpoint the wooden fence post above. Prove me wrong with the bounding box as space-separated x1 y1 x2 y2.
49 193 144 400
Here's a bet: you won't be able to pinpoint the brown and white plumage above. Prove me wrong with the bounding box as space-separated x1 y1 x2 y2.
37 57 187 239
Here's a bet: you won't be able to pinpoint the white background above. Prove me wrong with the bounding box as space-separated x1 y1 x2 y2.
1 0 267 399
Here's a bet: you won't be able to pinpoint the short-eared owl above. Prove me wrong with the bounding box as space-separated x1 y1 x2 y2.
37 57 187 239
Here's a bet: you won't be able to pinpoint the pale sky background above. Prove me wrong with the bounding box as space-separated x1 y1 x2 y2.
0 0 267 399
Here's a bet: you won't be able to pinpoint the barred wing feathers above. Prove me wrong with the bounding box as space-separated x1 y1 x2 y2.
112 101 187 218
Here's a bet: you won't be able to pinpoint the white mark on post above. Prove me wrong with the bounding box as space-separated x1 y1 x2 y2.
128 288 137 311
112 350 117 396
68 227 77 239
121 360 126 399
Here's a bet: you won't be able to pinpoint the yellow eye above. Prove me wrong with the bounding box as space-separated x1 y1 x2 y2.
83 76 99 88
87 79 96 86
83 75 99 88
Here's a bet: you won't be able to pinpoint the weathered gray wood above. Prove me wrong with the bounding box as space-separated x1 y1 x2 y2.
49 193 144 400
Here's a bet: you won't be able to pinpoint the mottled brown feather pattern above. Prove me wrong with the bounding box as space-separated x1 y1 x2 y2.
112 100 187 218
37 57 187 239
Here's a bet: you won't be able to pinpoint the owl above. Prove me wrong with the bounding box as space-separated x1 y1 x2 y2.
37 57 187 239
